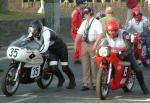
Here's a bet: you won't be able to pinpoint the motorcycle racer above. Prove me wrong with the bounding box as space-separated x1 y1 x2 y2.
126 7 148 34
28 20 76 89
100 19 149 94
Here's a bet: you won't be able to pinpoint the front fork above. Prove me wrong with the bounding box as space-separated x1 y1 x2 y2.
14 62 22 81
107 63 112 84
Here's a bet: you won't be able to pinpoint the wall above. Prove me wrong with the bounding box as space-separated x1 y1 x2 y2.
0 18 72 47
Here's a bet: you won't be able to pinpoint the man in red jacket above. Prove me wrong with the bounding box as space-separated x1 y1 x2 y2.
71 0 85 64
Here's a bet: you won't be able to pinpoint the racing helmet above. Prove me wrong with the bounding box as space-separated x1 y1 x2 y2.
30 20 43 38
105 20 119 38
131 7 142 21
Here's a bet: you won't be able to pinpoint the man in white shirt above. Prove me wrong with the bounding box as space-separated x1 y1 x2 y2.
74 7 104 91
28 20 76 89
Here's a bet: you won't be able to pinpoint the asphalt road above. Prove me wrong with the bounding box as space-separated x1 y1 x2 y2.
0 49 150 103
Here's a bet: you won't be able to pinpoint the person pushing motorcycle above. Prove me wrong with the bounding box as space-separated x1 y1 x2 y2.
101 19 149 94
27 20 76 89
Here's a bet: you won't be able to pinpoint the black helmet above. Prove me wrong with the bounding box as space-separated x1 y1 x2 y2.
30 20 43 38
83 6 94 16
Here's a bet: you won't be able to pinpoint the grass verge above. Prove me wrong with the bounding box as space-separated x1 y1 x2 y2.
0 10 44 20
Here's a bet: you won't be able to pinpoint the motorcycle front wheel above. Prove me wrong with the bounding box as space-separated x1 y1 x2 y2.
37 72 53 89
1 64 20 96
96 68 109 100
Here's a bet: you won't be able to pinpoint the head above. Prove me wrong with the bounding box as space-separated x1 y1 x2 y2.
131 7 142 22
76 0 85 10
83 6 94 19
105 20 119 39
95 10 105 20
105 6 114 16
30 20 43 38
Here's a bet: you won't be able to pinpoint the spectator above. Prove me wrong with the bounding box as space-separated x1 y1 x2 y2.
144 0 150 21
74 7 104 91
101 6 117 35
71 0 85 64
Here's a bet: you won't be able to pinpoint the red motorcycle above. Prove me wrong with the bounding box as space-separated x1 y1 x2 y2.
130 33 149 67
95 45 135 100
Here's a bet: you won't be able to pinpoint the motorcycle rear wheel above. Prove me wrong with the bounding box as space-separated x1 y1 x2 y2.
1 64 20 96
37 72 53 89
122 72 135 92
96 68 109 100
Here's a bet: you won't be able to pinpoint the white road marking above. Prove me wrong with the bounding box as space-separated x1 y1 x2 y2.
8 96 37 103
16 93 33 97
0 93 33 97
118 98 150 102
114 96 123 99
53 95 98 100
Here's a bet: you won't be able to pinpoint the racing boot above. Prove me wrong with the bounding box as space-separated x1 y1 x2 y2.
62 67 76 89
53 69 65 88
136 71 149 94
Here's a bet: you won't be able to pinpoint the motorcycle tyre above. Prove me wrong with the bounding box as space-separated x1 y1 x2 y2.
96 68 109 100
1 64 20 96
37 73 53 89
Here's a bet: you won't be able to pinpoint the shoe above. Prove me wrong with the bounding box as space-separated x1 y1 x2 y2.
66 82 76 89
141 84 149 94
80 86 90 91
74 60 81 64
57 79 65 88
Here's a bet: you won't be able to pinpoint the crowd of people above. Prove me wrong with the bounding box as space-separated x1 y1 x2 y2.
27 0 150 95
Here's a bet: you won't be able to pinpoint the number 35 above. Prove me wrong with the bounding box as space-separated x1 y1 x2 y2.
9 48 19 58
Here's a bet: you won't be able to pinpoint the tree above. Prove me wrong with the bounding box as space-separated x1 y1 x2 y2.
0 0 8 11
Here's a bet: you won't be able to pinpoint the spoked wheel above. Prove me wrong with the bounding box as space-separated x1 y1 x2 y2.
96 68 109 100
1 65 20 96
37 72 53 89
122 72 135 92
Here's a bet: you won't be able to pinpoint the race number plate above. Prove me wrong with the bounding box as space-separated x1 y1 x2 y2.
30 66 41 78
8 47 20 58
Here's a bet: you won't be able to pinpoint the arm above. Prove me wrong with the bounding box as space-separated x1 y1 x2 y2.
92 20 104 51
123 31 134 55
92 34 104 51
39 30 50 53
74 34 82 51
125 20 132 33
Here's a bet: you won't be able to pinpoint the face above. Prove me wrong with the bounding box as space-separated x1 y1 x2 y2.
134 15 142 22
29 27 39 37
79 4 85 10
107 30 118 39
